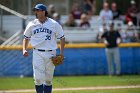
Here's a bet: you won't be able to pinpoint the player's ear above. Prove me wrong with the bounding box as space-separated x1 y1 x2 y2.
35 13 38 18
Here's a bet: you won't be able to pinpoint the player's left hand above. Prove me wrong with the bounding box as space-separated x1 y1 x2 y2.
51 54 64 66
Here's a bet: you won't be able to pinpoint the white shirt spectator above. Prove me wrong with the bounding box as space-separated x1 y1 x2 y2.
100 9 113 20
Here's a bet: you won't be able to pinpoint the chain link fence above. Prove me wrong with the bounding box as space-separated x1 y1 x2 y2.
0 48 33 76
0 44 140 77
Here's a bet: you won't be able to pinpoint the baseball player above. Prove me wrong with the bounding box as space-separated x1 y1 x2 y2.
22 4 65 93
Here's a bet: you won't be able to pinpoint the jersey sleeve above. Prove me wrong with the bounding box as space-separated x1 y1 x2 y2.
101 32 106 39
55 22 65 39
117 31 121 38
24 22 32 39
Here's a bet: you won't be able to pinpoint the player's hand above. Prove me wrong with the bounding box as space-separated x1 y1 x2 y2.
117 38 121 45
104 40 109 45
23 50 29 57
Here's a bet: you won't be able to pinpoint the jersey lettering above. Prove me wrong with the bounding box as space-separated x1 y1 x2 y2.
33 28 52 35
33 28 52 40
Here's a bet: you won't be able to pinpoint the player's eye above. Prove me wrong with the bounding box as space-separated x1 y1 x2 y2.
35 9 39 11
35 9 42 12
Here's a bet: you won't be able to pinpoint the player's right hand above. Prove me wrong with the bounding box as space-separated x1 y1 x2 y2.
23 50 29 57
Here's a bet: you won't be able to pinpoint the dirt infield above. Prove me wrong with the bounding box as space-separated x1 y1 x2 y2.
0 85 140 93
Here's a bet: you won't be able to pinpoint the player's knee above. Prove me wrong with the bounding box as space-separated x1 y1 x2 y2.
45 81 52 86
34 79 43 85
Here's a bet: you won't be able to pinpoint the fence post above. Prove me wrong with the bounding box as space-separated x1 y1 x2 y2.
22 18 26 30
0 9 3 33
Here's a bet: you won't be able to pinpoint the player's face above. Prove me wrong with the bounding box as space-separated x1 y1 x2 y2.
34 9 45 18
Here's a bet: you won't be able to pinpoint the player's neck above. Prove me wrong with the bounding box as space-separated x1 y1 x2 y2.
38 17 47 23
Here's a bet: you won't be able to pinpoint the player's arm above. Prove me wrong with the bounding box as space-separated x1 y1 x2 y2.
22 22 32 57
55 22 65 55
103 39 109 45
116 31 122 44
101 32 109 45
60 37 65 55
23 38 29 56
117 38 121 44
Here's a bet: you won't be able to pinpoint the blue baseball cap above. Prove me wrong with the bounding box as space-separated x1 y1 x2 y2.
33 4 47 11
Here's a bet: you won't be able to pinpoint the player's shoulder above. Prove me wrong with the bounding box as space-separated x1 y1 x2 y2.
103 31 108 34
102 31 108 36
27 19 37 25
31 19 39 24
48 18 60 25
26 19 39 27
48 18 56 23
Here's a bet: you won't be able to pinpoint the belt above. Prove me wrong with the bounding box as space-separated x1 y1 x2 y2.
34 48 52 52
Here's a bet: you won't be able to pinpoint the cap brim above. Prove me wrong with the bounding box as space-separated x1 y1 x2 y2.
32 8 41 11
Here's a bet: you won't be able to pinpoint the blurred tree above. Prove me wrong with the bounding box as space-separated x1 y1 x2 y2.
0 0 67 15
0 0 139 15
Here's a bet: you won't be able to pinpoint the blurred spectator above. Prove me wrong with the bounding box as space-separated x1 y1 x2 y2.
48 4 56 18
117 23 127 43
52 12 61 25
63 13 77 27
99 2 113 21
125 21 138 42
111 2 121 20
82 0 94 18
79 13 90 28
82 0 92 13
117 23 122 32
125 0 139 26
70 3 82 19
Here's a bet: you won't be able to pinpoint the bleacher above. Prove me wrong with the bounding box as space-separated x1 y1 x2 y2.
2 15 23 38
1 15 128 45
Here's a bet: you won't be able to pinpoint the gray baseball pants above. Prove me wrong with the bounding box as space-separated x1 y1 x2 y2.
105 47 121 75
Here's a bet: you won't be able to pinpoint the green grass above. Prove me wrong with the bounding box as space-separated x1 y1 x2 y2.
52 88 140 93
8 88 140 93
53 75 140 88
0 77 34 90
0 75 140 90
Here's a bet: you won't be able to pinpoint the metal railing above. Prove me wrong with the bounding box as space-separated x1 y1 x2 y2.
0 4 27 44
0 4 27 19
1 31 23 46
